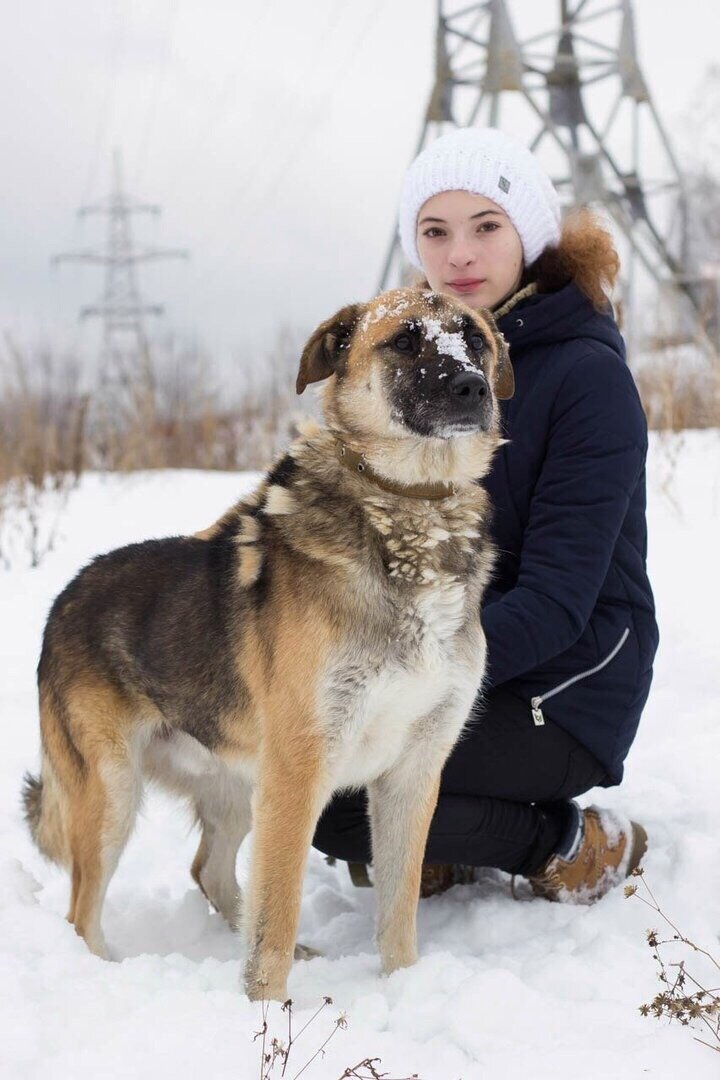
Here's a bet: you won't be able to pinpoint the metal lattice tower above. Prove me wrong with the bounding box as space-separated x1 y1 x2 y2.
379 0 714 348
53 149 188 366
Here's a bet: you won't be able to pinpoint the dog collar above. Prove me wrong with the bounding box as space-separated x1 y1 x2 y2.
334 440 457 501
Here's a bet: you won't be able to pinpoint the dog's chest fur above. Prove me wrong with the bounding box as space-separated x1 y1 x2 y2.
216 428 495 788
251 431 495 788
324 574 484 789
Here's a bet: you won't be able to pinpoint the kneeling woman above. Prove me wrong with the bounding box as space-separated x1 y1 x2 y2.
313 126 659 902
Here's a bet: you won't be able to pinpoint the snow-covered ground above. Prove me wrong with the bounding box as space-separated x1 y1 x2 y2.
1 430 719 1079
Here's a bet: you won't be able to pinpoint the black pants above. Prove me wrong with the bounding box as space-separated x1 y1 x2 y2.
312 687 609 878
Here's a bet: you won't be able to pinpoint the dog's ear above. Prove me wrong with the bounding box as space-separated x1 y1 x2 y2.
492 332 514 400
479 315 511 403
296 303 364 395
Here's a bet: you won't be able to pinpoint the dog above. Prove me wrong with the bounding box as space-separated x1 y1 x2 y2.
21 285 513 1001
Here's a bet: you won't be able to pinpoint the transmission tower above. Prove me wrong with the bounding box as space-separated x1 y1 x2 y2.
53 149 188 365
379 0 715 349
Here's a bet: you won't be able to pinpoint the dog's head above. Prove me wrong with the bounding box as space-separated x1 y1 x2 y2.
296 288 512 458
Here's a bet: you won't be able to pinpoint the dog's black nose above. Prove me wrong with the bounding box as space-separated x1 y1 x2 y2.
448 371 488 402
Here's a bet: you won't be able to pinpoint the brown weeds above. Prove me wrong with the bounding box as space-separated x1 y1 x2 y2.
253 996 420 1079
0 335 88 566
0 328 314 565
1 317 717 566
634 347 720 432
625 868 720 1053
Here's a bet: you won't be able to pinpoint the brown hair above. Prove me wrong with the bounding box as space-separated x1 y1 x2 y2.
528 208 620 310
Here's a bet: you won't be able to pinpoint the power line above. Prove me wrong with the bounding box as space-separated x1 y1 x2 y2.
199 0 385 289
167 2 351 250
239 0 385 222
133 0 181 192
164 0 280 186
81 1 123 205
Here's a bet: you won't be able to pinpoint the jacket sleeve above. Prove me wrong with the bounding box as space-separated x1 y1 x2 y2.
480 347 647 688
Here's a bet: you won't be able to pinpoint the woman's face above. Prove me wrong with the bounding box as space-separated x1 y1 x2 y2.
416 190 524 311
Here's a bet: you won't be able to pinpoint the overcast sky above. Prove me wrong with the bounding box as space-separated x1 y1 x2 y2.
1 0 718 375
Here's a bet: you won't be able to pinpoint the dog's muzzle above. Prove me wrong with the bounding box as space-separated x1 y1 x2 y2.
448 370 489 405
444 369 493 430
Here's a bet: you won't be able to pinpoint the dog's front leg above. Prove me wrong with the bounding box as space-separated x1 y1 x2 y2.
367 736 451 976
242 736 328 1003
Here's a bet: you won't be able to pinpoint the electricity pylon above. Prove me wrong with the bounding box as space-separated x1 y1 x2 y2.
379 0 715 348
53 149 188 367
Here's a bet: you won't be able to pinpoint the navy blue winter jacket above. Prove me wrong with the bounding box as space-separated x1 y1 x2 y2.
481 281 659 784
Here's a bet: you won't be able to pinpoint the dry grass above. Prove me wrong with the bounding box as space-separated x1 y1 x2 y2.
0 324 311 481
0 327 313 566
254 995 420 1078
83 326 311 473
0 335 89 567
635 347 720 432
626 869 720 1054
0 333 88 487
0 321 718 566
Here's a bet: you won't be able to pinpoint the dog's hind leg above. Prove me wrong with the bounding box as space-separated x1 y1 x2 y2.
29 681 143 958
64 690 144 959
190 777 252 929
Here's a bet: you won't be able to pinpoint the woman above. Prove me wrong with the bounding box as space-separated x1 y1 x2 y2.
313 126 659 902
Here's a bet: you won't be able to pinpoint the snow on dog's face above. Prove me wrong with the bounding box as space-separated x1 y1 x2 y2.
296 288 513 443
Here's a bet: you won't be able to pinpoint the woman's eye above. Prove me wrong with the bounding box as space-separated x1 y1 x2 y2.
469 333 485 352
478 221 499 232
423 227 443 238
393 334 415 353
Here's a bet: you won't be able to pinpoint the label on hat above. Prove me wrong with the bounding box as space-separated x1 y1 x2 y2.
498 175 510 193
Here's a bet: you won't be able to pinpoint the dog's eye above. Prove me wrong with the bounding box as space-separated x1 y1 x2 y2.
392 333 416 354
468 332 485 352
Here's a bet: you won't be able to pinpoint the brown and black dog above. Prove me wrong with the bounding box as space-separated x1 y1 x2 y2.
22 286 512 1001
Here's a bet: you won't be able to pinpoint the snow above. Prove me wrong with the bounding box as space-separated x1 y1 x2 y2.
420 317 477 371
1 432 719 1079
358 296 412 334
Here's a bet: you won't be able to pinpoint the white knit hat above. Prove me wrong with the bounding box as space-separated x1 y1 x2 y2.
398 126 561 270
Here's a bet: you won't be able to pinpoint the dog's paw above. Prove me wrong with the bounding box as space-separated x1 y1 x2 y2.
379 943 418 976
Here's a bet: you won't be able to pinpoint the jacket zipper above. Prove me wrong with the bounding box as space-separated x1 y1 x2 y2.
530 627 630 726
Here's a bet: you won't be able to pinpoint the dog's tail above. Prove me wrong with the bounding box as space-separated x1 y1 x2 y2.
22 760 72 868
22 692 75 868
22 759 72 868
21 770 43 840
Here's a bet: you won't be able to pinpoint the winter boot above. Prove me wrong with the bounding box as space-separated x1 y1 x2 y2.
345 861 476 897
528 804 647 904
419 863 476 898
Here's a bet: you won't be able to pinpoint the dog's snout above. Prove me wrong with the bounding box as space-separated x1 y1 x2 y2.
448 370 488 402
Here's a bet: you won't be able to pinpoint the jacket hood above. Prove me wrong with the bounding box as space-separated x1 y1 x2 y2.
496 281 626 360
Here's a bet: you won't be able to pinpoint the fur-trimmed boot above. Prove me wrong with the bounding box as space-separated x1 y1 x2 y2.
419 863 476 898
528 803 647 904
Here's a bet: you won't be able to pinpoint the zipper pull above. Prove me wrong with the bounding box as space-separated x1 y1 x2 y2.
531 697 545 726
